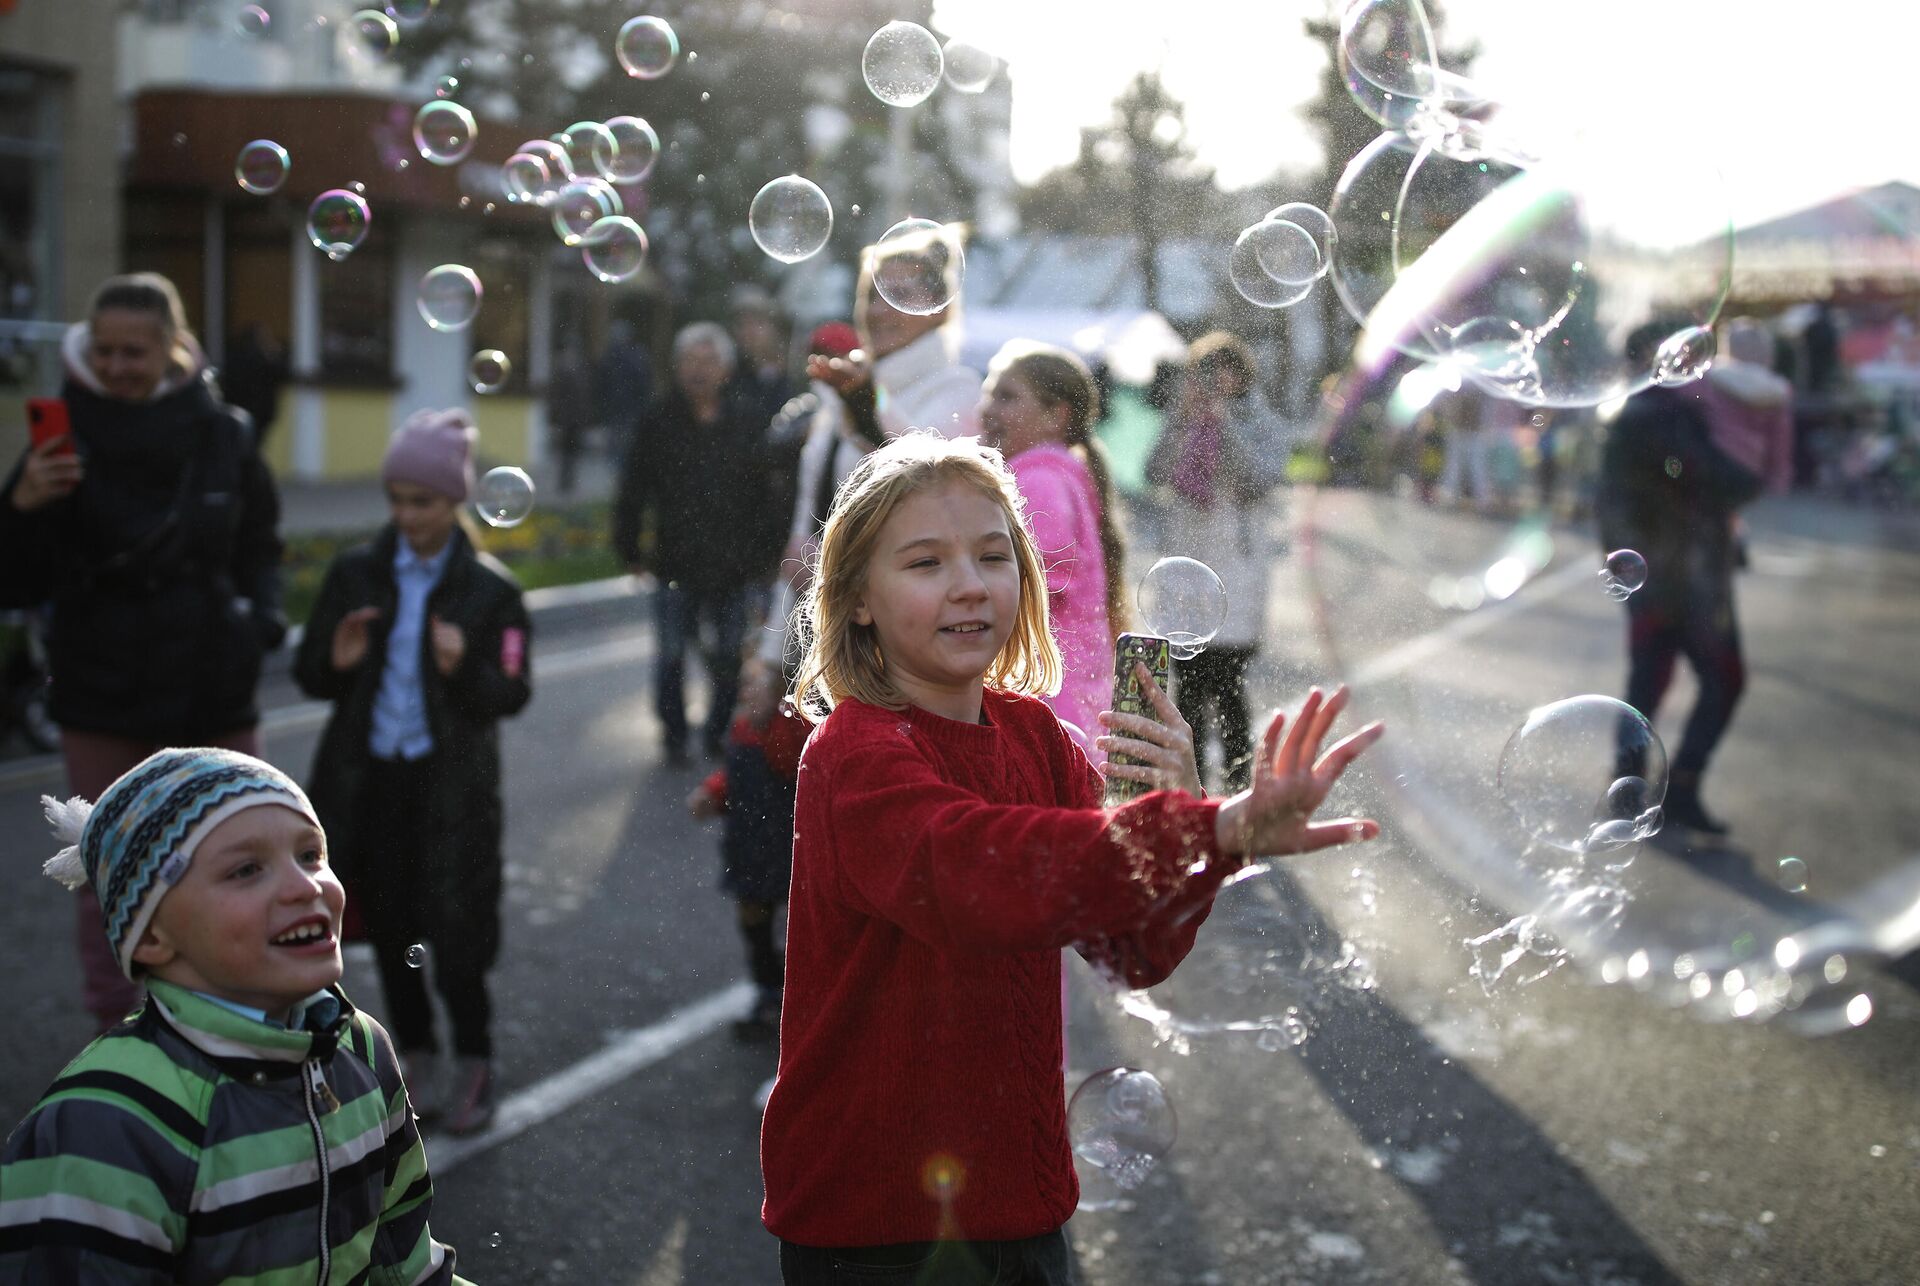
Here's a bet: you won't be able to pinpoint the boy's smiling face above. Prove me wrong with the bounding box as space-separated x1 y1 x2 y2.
853 477 1020 724
132 804 344 1021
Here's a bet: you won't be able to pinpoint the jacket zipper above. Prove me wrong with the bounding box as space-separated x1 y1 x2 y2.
302 1058 336 1283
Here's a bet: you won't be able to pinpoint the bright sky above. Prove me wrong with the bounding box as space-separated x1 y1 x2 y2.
932 0 1920 232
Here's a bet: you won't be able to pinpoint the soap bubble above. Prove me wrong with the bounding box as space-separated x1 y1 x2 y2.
1248 217 1321 287
1653 325 1716 386
1600 548 1648 599
869 218 964 316
863 21 942 107
385 0 436 25
405 943 426 968
469 349 511 394
476 467 536 528
306 190 372 260
502 152 552 205
416 264 482 332
413 101 476 165
434 75 459 99
554 120 617 183
616 15 680 80
1778 858 1809 894
1262 202 1336 281
941 38 997 93
487 1232 503 1250
602 116 660 185
512 139 572 204
1229 224 1315 310
234 140 290 195
1069 1069 1176 1191
1497 696 1667 856
1138 557 1227 661
580 216 648 283
346 9 398 63
551 179 621 246
749 175 834 264
236 5 270 37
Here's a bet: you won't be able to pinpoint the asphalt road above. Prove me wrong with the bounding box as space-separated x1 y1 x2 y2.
1 489 1915 1284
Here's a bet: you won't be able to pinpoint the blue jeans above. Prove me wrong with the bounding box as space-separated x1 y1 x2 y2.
655 583 745 751
779 1230 1074 1285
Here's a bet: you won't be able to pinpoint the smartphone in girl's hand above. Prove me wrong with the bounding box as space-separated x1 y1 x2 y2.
26 399 74 457
1103 632 1173 805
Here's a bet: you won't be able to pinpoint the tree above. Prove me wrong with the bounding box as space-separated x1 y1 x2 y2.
1017 71 1225 315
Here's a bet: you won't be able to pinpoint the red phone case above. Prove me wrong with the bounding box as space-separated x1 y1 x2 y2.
26 399 75 456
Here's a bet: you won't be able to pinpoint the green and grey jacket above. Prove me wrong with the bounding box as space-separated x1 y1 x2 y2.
0 979 469 1284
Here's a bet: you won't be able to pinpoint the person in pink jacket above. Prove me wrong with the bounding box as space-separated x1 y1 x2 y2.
980 342 1131 752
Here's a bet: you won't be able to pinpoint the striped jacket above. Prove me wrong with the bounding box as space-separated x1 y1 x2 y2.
0 980 469 1284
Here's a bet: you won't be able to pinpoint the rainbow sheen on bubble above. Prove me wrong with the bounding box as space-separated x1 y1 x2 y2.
551 179 622 246
469 349 511 394
616 15 680 80
581 216 648 283
306 189 372 260
234 140 290 196
413 101 476 166
1138 556 1227 661
602 116 660 185
416 264 482 332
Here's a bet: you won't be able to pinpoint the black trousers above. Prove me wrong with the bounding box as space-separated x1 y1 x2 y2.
780 1229 1074 1286
1622 589 1745 780
354 755 494 1058
1174 644 1258 793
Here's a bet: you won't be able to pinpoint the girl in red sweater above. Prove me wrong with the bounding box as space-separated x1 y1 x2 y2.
762 432 1383 1285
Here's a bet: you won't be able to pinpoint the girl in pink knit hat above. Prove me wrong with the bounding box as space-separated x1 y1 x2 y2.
292 408 534 1135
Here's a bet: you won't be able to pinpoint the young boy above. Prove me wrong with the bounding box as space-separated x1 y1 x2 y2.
0 747 470 1284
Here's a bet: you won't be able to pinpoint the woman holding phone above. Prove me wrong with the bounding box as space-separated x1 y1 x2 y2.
0 271 285 1032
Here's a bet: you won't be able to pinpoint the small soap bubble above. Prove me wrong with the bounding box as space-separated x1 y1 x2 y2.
413 100 476 165
469 349 511 394
1653 325 1716 386
555 120 617 183
234 140 290 195
551 179 621 246
348 180 366 195
476 467 536 528
416 264 482 332
307 190 372 260
1497 695 1668 855
501 153 549 204
749 175 834 264
236 4 270 37
1600 548 1648 599
487 1231 503 1249
346 9 399 63
1229 223 1313 310
941 38 997 93
580 216 648 283
602 116 660 185
863 21 943 107
405 944 426 968
1263 202 1336 281
385 0 437 25
1776 857 1809 894
434 75 459 99
616 15 680 79
1138 556 1228 660
870 218 964 316
1249 218 1321 287
1069 1068 1176 1191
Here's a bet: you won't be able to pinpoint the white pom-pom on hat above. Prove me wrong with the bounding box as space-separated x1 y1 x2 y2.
41 793 94 890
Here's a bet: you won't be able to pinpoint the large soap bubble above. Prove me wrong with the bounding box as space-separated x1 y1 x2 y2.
869 218 965 316
749 176 834 264
863 21 942 107
1496 696 1667 856
1068 1069 1177 1191
1138 556 1227 661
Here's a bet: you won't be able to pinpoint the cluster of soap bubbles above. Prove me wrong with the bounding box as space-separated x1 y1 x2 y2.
1068 1068 1177 1192
1229 203 1336 311
861 21 1001 108
498 110 662 285
1312 0 1733 410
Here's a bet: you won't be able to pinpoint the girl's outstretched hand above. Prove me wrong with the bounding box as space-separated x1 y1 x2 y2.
1213 685 1384 858
1097 662 1203 798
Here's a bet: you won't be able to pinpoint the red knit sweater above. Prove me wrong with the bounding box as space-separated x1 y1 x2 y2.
760 688 1230 1247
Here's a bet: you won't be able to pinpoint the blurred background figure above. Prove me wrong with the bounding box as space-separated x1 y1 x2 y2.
594 317 655 469
613 322 774 764
219 321 289 449
729 285 799 429
0 271 284 1032
1702 317 1796 498
548 326 597 497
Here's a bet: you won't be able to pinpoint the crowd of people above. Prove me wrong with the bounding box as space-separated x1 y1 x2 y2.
1 240 1791 1283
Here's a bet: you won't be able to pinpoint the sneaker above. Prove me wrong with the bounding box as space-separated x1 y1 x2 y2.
444 1058 496 1136
400 1049 442 1123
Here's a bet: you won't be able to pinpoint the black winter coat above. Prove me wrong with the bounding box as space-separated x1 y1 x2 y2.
0 373 284 741
1597 386 1762 616
293 526 531 957
610 386 778 590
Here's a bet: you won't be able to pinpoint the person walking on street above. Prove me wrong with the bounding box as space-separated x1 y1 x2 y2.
613 322 777 763
0 271 285 1033
294 409 533 1135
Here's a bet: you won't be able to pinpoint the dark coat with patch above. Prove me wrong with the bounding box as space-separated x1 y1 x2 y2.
293 524 530 960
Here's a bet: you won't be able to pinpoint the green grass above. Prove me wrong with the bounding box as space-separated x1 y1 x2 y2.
281 500 621 627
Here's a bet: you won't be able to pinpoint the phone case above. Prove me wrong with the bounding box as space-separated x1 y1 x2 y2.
1103 632 1173 805
26 399 74 455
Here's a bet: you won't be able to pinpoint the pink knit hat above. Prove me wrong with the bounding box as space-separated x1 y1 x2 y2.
382 408 478 501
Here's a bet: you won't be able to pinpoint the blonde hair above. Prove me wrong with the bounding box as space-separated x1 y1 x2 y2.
792 432 1061 721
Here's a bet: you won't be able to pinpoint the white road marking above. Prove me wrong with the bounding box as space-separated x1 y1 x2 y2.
427 982 754 1175
1349 557 1596 686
